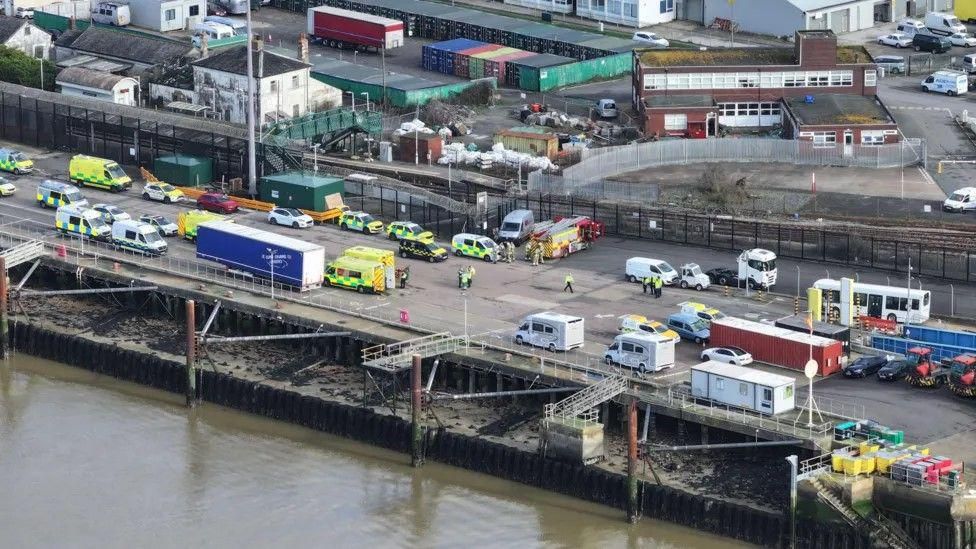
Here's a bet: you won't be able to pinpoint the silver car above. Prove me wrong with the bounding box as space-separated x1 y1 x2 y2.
91 203 131 225
873 55 906 75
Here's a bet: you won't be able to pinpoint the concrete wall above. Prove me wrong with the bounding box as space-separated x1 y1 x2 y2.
2 21 52 60
193 63 310 125
703 0 805 37
148 82 198 105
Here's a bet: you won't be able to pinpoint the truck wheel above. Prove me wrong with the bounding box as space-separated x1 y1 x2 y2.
515 336 524 345
887 313 897 322
695 284 704 291
428 256 435 263
604 355 613 365
694 337 703 344
400 250 407 258
680 280 688 289
357 286 365 294
718 276 728 285
639 363 647 374
628 275 637 283
548 343 556 352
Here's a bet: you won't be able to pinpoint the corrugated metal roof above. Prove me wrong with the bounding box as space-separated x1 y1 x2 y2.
56 67 134 90
510 53 574 68
200 220 325 252
714 317 837 347
304 56 449 91
692 360 795 387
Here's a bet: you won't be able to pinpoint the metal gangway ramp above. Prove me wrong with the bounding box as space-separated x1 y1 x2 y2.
0 240 45 269
544 374 629 426
361 332 464 372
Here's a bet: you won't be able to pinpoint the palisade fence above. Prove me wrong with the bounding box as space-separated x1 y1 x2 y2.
539 138 928 198
496 195 976 284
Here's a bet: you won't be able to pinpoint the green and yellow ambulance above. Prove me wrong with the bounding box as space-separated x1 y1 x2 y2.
0 148 33 174
177 210 225 241
324 256 386 294
338 211 383 234
386 221 435 243
68 154 132 192
451 233 499 262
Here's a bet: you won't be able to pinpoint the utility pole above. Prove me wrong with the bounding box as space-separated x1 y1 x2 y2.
786 455 798 549
245 8 257 197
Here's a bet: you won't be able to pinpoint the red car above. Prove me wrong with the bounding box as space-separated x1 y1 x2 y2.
197 192 239 214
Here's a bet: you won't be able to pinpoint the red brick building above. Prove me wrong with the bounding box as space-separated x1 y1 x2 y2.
632 30 898 144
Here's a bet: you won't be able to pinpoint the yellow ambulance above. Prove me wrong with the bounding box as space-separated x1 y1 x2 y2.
177 210 226 241
68 154 132 192
324 256 386 294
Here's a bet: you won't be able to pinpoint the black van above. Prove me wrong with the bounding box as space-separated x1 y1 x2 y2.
913 33 951 53
399 239 448 262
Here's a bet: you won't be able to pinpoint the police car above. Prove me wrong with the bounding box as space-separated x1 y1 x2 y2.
386 221 435 243
142 182 185 203
399 238 448 262
91 203 131 225
338 211 383 234
0 177 15 197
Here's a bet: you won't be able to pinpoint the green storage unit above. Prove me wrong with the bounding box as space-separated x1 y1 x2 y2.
153 154 213 187
259 171 345 211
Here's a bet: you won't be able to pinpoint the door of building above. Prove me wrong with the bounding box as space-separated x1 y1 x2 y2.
843 130 854 157
868 294 883 317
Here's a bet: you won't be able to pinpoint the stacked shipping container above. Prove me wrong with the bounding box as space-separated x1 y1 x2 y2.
422 39 591 90
710 317 844 376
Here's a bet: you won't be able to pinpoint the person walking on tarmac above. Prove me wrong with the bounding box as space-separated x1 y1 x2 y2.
563 272 575 293
642 275 652 294
460 269 470 290
457 268 464 289
467 264 476 287
506 241 515 263
531 244 541 266
654 275 663 298
399 266 410 289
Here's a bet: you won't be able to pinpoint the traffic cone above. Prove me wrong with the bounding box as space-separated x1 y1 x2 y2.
56 244 66 258
113 262 120 273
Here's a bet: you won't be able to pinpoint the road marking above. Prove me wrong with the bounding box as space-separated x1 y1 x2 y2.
888 105 953 117
917 166 939 187
362 302 390 311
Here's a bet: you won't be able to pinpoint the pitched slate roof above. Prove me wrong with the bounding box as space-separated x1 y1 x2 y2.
193 45 309 78
0 16 27 43
55 26 192 65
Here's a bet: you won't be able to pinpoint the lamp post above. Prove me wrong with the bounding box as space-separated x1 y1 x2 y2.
786 455 798 549
311 143 320 173
266 247 277 302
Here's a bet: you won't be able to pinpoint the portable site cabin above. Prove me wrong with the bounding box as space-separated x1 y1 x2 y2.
690 361 795 415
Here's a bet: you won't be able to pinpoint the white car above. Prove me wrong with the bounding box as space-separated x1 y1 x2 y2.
15 7 34 18
0 177 15 197
142 182 185 203
632 31 669 48
91 203 131 225
268 207 313 228
877 33 913 48
949 32 976 47
700 346 753 366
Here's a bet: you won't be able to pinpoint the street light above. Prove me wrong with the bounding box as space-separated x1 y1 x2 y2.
311 143 320 173
360 92 369 112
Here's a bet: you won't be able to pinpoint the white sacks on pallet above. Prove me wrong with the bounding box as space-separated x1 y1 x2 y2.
437 142 558 171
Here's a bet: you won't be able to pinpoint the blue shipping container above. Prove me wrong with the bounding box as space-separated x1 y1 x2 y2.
871 334 971 363
902 325 976 353
424 38 485 75
429 38 484 53
196 221 326 290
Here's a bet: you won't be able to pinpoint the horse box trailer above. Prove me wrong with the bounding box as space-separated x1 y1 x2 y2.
690 361 795 415
514 312 584 352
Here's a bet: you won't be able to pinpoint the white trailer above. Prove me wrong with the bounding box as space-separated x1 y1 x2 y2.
514 312 584 352
604 332 675 374
690 361 795 415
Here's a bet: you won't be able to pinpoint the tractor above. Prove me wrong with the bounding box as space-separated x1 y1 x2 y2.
948 354 976 397
905 347 950 388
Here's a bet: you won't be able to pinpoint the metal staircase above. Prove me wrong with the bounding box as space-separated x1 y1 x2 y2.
0 241 45 269
361 332 464 372
544 374 628 426
810 476 920 549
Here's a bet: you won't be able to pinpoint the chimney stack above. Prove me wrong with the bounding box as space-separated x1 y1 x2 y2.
68 16 75 30
298 32 309 64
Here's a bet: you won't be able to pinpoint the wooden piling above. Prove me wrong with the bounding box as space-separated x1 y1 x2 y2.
627 399 639 523
185 299 196 407
411 354 423 467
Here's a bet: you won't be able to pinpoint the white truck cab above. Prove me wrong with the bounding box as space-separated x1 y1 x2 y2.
604 333 675 374
514 312 584 352
944 186 976 212
678 263 710 291
738 248 777 289
922 70 968 96
112 219 168 256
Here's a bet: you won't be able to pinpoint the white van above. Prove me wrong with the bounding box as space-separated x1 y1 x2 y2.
596 99 618 119
514 312 584 352
497 209 535 244
192 22 235 47
112 219 168 255
943 186 976 212
921 70 968 96
925 11 967 35
91 2 130 25
604 333 675 374
953 54 976 74
896 19 925 36
625 256 678 285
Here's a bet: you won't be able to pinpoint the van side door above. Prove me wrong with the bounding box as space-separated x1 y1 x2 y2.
620 341 636 368
530 321 546 347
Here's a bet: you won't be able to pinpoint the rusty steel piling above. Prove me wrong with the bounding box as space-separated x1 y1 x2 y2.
411 354 424 467
627 399 639 523
185 299 196 407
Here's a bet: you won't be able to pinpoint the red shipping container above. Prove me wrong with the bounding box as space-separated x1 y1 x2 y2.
710 317 844 376
454 44 503 78
485 50 535 83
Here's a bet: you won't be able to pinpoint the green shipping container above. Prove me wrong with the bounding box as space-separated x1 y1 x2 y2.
259 171 345 212
517 52 633 92
153 154 213 187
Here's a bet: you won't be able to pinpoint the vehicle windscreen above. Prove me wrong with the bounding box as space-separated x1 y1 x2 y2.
107 164 126 179
501 222 521 232
160 183 176 192
760 259 776 271
12 152 25 161
66 191 84 201
483 240 496 248
710 311 726 320
659 262 675 273
144 231 162 243
690 320 709 332
689 265 702 276
158 217 172 225
950 191 967 201
283 208 301 216
652 325 667 335
362 215 375 223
